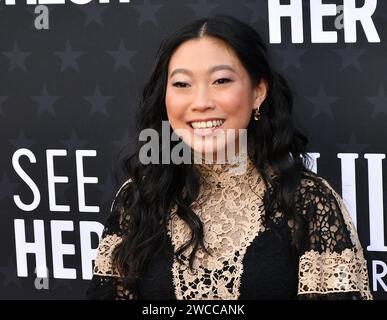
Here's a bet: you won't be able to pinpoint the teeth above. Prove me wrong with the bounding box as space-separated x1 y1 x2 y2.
191 120 224 129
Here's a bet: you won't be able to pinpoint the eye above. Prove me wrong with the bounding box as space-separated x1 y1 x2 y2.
172 82 189 88
214 78 232 85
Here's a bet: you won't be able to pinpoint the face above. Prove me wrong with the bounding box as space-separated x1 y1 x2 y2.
165 36 267 162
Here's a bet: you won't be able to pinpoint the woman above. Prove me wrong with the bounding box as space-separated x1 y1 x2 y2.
86 15 372 300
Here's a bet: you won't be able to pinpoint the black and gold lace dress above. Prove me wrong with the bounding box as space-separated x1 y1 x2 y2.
86 155 373 300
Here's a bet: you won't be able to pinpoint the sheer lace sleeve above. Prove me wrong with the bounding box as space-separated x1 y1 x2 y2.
86 178 139 300
295 175 373 300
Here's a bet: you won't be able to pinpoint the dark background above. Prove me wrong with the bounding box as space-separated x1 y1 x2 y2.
0 0 386 299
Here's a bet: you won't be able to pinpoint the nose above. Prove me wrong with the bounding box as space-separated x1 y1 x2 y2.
191 85 215 112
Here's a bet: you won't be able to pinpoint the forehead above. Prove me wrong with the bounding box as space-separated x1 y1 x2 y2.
168 37 242 73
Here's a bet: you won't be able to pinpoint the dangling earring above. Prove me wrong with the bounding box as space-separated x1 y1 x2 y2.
253 108 261 121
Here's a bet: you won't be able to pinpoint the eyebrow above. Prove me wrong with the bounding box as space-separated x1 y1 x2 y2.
169 64 237 78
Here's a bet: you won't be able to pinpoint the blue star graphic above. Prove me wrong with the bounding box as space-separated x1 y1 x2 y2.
2 41 31 72
332 46 367 72
60 129 89 153
336 132 369 154
305 85 339 119
274 44 307 71
78 3 108 27
0 172 19 202
133 0 163 27
9 129 37 149
83 86 113 117
187 0 219 18
31 85 61 117
108 39 137 72
0 259 21 289
54 40 83 72
366 85 387 118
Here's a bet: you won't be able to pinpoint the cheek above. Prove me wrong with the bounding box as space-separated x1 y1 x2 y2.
221 87 253 116
165 92 187 128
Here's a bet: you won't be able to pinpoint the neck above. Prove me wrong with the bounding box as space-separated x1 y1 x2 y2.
193 150 255 182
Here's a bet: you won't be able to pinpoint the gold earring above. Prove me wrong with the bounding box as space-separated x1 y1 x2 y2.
253 108 261 121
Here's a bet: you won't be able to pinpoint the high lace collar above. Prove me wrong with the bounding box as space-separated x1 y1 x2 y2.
192 151 257 184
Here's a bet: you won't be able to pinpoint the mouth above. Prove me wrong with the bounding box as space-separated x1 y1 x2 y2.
188 119 225 136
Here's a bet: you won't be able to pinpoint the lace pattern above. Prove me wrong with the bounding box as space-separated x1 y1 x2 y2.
87 157 372 300
168 156 267 299
296 176 372 299
298 249 369 296
93 234 122 277
86 178 138 300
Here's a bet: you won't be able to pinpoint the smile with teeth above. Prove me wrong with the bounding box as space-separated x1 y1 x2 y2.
190 119 225 129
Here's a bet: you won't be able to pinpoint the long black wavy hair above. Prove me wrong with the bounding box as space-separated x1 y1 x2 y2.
113 15 317 286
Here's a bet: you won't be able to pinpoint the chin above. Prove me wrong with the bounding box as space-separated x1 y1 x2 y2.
191 143 227 159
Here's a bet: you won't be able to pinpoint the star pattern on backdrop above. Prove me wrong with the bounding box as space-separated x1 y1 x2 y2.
0 173 19 202
78 3 109 27
305 85 339 119
0 0 385 301
54 40 83 73
336 132 369 154
60 129 89 154
187 0 219 18
23 4 52 16
83 86 113 117
31 85 61 117
2 41 31 72
133 0 163 27
9 129 37 149
332 47 367 72
108 39 137 72
0 259 21 289
274 44 307 71
366 85 387 118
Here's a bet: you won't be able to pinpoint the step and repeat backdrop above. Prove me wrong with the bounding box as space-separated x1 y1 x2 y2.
0 0 386 300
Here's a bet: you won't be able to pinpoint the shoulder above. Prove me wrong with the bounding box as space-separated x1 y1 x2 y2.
93 177 134 277
110 177 134 213
294 172 358 253
297 171 337 197
295 171 342 215
103 177 134 235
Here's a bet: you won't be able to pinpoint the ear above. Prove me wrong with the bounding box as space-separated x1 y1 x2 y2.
254 78 268 107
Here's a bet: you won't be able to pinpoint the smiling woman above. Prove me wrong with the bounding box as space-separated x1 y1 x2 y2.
165 36 267 162
86 15 372 300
